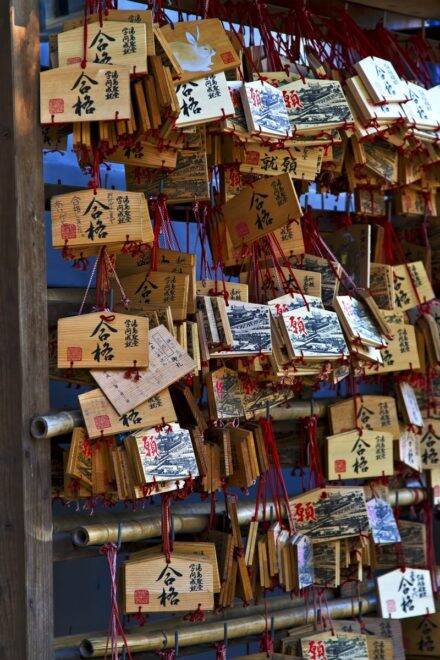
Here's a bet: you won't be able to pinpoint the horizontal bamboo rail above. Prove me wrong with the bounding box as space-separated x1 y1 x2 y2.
71 488 426 547
31 399 332 439
78 592 377 657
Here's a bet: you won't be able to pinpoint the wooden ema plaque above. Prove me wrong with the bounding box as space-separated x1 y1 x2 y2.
122 552 214 613
57 311 148 369
58 22 147 74
238 143 323 181
78 387 176 439
393 261 435 311
107 141 178 170
326 429 394 480
91 325 196 415
127 152 210 204
159 18 240 83
51 188 153 249
301 632 369 660
377 568 435 619
40 63 131 124
332 618 404 660
119 270 189 322
291 486 369 541
196 280 248 302
403 611 440 656
63 9 154 57
129 542 220 592
222 173 302 248
328 395 400 439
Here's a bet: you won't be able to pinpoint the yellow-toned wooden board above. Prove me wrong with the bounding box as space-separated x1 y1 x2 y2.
328 395 400 439
239 143 323 181
58 22 147 74
107 141 178 169
91 325 195 415
123 553 214 613
126 151 210 203
393 261 435 311
420 419 440 469
128 542 220 593
119 270 189 322
368 322 420 375
196 280 248 302
403 612 440 657
63 9 154 56
160 18 240 84
327 429 394 480
40 64 131 124
57 311 148 369
272 222 305 257
222 173 302 248
66 427 92 488
51 188 153 249
78 387 176 439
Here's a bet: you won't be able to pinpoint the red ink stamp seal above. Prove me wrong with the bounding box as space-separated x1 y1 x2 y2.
67 347 82 362
386 599 396 613
334 459 346 473
245 151 260 166
61 223 77 239
220 51 234 64
134 589 149 605
93 415 111 431
236 222 250 238
49 98 65 114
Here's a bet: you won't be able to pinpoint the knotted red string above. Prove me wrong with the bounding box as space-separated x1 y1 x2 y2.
99 543 133 660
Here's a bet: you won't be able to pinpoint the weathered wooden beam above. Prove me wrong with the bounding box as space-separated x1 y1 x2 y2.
0 1 53 657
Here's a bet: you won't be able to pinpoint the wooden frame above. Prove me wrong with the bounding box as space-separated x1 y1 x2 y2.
0 0 53 657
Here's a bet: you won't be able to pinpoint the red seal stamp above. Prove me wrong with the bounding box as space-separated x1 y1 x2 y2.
334 459 346 473
67 347 82 362
386 599 396 613
61 223 77 239
67 57 82 64
49 98 64 114
236 222 249 238
134 589 149 605
93 415 111 431
220 51 234 64
245 150 260 166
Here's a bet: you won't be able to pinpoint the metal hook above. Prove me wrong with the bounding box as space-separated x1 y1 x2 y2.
270 616 275 644
269 505 274 524
117 521 122 552
224 622 228 649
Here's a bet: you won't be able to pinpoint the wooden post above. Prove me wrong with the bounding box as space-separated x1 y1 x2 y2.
0 2 52 658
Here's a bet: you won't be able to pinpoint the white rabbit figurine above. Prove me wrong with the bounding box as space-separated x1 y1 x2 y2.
169 25 215 73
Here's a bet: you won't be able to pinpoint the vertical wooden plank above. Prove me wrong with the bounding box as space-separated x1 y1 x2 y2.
0 1 52 658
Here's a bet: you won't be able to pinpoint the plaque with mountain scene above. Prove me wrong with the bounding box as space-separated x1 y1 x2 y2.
282 306 348 359
280 78 353 133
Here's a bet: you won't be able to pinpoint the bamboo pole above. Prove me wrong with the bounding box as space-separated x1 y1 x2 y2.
31 399 332 439
79 593 377 657
31 410 83 439
71 488 426 547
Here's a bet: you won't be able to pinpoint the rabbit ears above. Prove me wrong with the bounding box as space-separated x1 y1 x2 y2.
185 25 200 45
